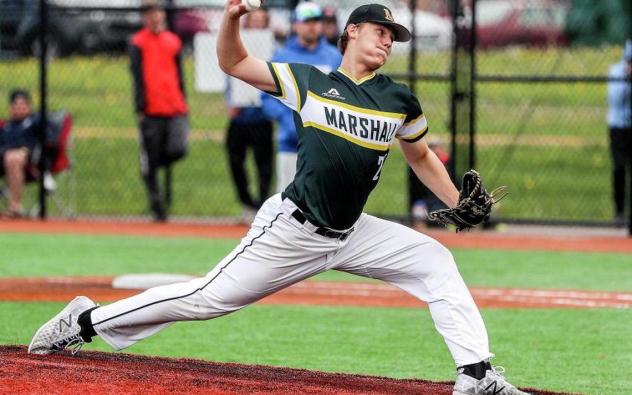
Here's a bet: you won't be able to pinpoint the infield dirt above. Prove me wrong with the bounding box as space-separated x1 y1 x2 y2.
0 346 574 395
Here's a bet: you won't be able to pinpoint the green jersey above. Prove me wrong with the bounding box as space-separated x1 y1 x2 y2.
267 62 428 230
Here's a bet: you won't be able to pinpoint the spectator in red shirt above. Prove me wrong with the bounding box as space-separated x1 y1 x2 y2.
130 0 189 222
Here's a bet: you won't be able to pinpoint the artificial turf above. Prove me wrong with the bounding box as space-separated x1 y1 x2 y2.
2 232 631 394
2 302 630 395
1 233 631 291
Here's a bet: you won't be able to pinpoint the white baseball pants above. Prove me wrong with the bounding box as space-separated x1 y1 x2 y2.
91 193 491 366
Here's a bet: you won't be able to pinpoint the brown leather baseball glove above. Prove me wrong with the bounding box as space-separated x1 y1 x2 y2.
428 170 507 232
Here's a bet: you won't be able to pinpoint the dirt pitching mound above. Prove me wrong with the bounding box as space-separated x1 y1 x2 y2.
1 346 571 395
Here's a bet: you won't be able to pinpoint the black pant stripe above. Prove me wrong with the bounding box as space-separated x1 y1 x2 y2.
92 212 284 327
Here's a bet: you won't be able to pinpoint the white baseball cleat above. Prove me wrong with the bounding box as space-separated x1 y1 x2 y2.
453 366 531 395
28 296 97 355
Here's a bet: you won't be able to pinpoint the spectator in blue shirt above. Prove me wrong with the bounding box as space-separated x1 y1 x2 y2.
607 40 632 223
0 90 39 218
261 2 342 193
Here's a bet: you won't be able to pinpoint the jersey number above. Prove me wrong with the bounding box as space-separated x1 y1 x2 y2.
373 154 387 181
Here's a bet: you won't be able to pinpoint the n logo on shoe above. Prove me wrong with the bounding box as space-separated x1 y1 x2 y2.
484 381 506 395
58 314 73 332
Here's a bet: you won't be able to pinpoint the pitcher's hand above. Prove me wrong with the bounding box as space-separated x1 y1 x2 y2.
225 0 249 19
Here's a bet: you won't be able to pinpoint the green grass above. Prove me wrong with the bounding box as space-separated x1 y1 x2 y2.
0 233 237 277
2 232 632 394
0 47 623 221
2 303 630 394
3 233 632 292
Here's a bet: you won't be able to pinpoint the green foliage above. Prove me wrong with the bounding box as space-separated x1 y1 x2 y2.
565 0 630 45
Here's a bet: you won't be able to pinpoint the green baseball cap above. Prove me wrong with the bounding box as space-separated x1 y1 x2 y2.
344 3 411 42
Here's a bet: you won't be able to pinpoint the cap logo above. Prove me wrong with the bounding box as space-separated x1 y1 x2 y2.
383 8 394 22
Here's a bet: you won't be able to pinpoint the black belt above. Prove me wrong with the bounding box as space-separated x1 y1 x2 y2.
290 209 354 241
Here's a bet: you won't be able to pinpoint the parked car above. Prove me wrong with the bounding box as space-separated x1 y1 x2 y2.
0 0 143 57
173 0 291 47
0 0 72 57
172 0 224 47
475 0 569 48
170 0 452 52
174 7 216 47
311 0 453 51
408 10 453 51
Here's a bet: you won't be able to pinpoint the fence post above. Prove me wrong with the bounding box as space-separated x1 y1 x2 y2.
406 0 418 220
38 0 48 219
449 0 458 179
165 0 175 214
469 0 477 170
407 0 417 95
449 0 474 178
165 0 175 31
623 1 632 237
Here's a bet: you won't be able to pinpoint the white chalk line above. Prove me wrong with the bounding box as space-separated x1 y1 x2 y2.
284 282 632 308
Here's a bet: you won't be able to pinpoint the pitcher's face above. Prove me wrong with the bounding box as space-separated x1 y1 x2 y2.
352 23 394 69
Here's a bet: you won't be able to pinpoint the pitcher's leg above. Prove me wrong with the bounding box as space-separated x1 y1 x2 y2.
333 214 491 366
91 276 228 350
91 195 332 351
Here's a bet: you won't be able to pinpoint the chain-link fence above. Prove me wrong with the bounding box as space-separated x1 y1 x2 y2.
470 0 631 227
0 0 630 229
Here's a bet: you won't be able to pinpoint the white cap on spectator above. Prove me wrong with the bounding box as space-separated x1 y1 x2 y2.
293 2 323 23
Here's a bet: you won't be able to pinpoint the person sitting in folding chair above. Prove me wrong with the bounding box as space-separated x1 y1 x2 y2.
0 89 41 218
0 89 70 218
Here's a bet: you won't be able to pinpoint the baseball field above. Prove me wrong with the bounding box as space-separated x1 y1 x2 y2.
1 220 631 394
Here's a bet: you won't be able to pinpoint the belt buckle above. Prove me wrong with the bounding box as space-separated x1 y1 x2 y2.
327 230 340 239
318 228 340 240
338 227 354 241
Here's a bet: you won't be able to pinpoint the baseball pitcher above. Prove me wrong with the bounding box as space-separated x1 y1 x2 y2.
29 2 525 394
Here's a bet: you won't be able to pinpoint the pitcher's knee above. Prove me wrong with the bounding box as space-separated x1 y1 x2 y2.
429 240 456 265
414 240 460 279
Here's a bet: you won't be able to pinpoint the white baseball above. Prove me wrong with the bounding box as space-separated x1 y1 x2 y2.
241 0 261 11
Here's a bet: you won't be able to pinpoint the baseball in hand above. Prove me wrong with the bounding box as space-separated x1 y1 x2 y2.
242 0 261 11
